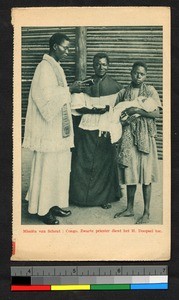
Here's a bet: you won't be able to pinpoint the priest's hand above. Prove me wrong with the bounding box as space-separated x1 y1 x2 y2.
69 81 86 94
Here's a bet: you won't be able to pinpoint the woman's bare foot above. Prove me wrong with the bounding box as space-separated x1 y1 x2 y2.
114 209 134 218
136 213 150 224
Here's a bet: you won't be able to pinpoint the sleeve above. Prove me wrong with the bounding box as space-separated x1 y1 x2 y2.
147 85 162 108
70 93 86 109
117 82 123 92
31 61 70 122
114 88 126 106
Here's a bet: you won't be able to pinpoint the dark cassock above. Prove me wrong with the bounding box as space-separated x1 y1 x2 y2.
69 73 123 208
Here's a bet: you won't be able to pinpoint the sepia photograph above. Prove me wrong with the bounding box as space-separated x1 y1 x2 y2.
21 25 163 226
12 7 170 261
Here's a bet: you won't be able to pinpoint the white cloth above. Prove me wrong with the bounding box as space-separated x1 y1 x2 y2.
26 151 71 216
98 96 158 143
71 92 118 131
71 93 158 144
71 92 108 110
113 96 158 121
23 54 74 152
23 54 73 215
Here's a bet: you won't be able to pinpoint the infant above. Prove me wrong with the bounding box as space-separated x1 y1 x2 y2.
98 96 158 143
70 93 158 143
114 95 158 121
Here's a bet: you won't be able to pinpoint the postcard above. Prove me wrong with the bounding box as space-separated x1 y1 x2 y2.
12 7 170 260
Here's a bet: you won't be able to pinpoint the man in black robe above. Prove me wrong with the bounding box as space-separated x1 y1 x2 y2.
70 52 123 208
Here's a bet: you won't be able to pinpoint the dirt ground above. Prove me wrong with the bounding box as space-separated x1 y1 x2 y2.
21 148 163 225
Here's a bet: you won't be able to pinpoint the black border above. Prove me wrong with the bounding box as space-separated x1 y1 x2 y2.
0 1 178 299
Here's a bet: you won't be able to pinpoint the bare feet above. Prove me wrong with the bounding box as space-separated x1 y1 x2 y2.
114 209 134 218
136 213 150 224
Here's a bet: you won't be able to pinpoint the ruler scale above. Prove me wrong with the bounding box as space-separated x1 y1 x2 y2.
11 265 168 291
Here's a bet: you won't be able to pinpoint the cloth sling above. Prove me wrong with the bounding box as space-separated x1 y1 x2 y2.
118 83 158 167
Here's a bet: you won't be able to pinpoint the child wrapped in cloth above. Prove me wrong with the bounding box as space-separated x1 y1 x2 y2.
111 95 158 168
71 92 158 163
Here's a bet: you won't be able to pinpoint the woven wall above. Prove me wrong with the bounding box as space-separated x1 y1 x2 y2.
21 26 163 158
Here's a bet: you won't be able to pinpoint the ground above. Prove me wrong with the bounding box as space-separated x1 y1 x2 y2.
21 148 163 225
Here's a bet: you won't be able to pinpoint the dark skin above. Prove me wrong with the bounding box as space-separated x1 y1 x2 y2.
49 40 83 94
120 107 160 127
122 65 160 122
93 57 109 77
76 106 110 115
76 57 110 115
124 106 160 120
114 66 159 224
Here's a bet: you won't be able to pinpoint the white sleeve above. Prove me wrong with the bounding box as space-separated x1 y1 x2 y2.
31 62 70 122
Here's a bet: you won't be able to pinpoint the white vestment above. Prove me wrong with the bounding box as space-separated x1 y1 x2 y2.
71 93 158 143
23 54 73 215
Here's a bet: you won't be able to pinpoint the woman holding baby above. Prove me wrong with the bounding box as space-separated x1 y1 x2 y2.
114 61 162 224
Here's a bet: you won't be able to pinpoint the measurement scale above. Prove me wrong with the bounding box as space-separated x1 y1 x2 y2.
11 265 168 291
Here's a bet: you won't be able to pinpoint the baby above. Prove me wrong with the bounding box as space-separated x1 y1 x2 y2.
70 92 158 143
98 96 158 143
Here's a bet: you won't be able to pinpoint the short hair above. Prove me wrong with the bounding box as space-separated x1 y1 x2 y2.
49 33 70 50
93 52 110 65
132 61 148 72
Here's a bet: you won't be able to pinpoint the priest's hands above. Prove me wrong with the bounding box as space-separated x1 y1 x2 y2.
69 81 86 94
